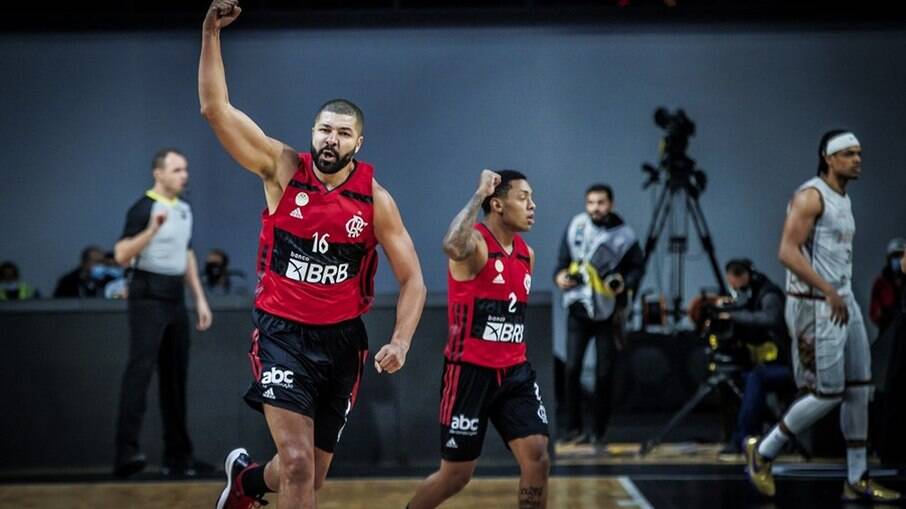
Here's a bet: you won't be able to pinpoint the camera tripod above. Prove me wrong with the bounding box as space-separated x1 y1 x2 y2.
639 164 728 323
639 348 811 459
640 349 742 455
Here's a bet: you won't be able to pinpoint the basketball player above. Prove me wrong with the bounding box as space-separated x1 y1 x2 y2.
199 1 427 508
745 130 900 502
406 170 550 509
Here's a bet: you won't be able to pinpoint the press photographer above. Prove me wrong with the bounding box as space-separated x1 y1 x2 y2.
554 183 644 447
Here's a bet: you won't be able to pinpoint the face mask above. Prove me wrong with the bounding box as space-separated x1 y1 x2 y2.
89 264 107 281
90 265 122 280
729 286 751 304
2 281 19 292
891 257 903 274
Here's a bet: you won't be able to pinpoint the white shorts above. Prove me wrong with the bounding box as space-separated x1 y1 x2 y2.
786 292 871 396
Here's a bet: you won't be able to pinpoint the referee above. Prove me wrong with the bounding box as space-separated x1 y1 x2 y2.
113 148 213 478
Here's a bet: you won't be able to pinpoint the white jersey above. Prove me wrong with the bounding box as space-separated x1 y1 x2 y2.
785 176 854 296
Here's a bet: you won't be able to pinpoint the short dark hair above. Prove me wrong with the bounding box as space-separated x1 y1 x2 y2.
0 261 18 280
585 183 613 202
725 258 754 276
208 248 230 267
481 170 528 214
315 99 364 134
152 148 186 171
80 245 103 264
816 129 849 176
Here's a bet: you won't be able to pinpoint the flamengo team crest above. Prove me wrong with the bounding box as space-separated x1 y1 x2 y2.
346 214 367 238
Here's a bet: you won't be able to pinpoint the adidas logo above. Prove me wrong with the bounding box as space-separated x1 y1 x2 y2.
445 438 458 449
262 388 276 399
492 274 505 284
290 208 303 219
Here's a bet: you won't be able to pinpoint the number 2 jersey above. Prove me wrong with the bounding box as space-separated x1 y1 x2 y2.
445 223 532 369
254 152 378 325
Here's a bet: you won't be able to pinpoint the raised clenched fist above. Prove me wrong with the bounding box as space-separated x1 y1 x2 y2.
477 169 501 199
203 0 242 31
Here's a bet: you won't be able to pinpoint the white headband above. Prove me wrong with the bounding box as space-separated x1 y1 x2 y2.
824 132 860 156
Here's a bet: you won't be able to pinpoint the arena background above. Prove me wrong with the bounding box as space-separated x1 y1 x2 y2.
2 20 905 314
2 3 906 507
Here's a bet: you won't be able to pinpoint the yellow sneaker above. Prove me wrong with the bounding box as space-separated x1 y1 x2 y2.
744 436 775 497
842 478 902 502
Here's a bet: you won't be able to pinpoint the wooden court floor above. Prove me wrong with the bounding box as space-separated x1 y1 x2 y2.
0 476 650 509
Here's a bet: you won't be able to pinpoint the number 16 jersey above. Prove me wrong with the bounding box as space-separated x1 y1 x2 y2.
445 223 532 368
255 152 378 325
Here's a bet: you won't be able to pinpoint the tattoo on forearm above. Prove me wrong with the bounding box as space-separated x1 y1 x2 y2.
443 193 483 257
519 486 544 509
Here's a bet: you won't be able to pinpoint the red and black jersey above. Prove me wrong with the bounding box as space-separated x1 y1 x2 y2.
255 152 379 325
444 223 532 368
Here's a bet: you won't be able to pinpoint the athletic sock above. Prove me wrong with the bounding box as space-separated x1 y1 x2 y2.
240 464 273 497
847 447 868 485
759 394 839 458
757 425 789 460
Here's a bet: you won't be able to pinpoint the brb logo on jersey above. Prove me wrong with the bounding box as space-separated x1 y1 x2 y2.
472 297 526 344
450 414 480 436
345 214 367 239
260 367 295 389
272 228 363 286
481 319 525 343
284 231 350 285
285 252 350 285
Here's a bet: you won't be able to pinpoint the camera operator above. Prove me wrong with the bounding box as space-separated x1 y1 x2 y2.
554 183 644 447
711 259 794 454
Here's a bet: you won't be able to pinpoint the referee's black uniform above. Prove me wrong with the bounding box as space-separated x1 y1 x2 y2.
114 191 196 476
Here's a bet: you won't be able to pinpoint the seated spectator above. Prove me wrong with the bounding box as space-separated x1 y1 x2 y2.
202 248 247 296
1 261 39 300
870 237 905 336
54 246 108 298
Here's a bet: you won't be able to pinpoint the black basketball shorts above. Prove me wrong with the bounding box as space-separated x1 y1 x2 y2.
438 360 550 462
245 309 368 453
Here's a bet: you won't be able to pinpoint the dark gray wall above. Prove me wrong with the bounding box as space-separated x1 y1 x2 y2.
0 296 553 473
2 25 906 323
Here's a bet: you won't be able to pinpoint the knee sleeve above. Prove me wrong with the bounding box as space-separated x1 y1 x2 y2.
841 385 870 441
783 394 841 435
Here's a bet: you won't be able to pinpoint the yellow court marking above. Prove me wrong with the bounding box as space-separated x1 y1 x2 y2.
0 475 646 509
555 441 810 466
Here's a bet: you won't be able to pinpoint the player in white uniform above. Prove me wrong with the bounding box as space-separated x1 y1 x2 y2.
744 130 900 502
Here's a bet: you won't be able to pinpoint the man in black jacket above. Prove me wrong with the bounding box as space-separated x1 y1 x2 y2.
53 246 107 298
553 184 644 446
714 259 794 454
